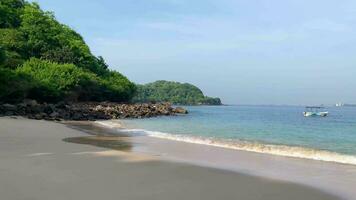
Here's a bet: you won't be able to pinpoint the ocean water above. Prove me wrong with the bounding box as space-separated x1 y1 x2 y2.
98 105 356 165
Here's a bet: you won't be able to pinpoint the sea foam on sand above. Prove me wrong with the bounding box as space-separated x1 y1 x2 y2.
96 120 356 165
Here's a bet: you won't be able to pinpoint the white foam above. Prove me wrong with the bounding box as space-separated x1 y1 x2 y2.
97 120 356 165
95 120 124 129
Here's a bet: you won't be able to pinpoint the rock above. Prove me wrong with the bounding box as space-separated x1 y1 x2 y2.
2 104 16 111
49 111 59 118
72 113 83 120
30 105 43 114
5 111 14 116
0 100 188 120
173 107 188 114
34 114 42 120
44 104 55 114
23 99 38 107
55 101 66 109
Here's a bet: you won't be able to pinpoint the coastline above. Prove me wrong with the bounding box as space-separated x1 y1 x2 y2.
92 119 356 199
0 117 342 200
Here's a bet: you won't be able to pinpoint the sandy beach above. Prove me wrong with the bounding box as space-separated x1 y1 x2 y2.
0 117 343 200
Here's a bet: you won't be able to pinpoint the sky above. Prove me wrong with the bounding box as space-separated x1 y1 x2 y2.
31 0 356 105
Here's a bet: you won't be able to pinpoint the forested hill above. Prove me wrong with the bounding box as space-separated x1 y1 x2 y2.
0 0 136 103
132 81 222 105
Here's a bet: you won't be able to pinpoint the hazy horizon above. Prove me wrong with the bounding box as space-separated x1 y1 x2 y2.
31 0 356 105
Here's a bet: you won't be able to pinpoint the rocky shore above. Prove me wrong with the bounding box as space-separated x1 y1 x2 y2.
0 100 188 121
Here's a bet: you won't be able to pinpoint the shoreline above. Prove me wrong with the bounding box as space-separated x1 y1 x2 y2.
90 119 356 199
0 117 342 200
95 119 356 166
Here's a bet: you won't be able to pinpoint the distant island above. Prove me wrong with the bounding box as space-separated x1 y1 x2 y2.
132 80 222 105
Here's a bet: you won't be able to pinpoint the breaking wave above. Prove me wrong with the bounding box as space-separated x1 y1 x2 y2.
96 120 356 165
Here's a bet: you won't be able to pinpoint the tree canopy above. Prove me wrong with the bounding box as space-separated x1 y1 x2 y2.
0 0 221 105
132 80 222 105
0 0 136 103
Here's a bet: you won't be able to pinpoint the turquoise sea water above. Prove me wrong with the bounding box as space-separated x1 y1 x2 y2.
102 105 356 164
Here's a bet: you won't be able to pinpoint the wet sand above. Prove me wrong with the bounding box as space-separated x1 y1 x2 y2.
0 117 341 200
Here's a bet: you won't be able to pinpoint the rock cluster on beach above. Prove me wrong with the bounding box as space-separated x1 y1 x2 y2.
0 100 188 121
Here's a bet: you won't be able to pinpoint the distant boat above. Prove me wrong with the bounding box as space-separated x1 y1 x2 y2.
303 106 328 117
335 103 344 107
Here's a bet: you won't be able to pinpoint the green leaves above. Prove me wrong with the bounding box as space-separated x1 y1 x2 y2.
132 80 221 105
100 71 136 102
0 46 6 65
12 58 136 103
0 67 33 103
0 0 25 28
20 3 62 58
0 1 137 103
16 58 93 101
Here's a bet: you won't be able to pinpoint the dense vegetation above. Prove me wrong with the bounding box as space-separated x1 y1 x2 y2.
132 81 222 105
0 0 136 103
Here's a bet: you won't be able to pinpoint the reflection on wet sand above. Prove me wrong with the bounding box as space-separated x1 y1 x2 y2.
63 121 134 151
63 136 132 151
64 121 130 137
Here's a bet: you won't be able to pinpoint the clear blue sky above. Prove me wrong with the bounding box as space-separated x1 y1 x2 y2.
31 0 356 105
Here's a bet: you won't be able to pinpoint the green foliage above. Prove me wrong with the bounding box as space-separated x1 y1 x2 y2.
100 71 137 102
0 2 108 73
0 67 33 103
19 3 107 74
0 28 25 52
20 3 62 58
201 97 222 105
0 47 6 65
16 58 99 102
0 0 25 28
14 58 136 103
132 80 222 105
0 1 136 103
0 29 26 68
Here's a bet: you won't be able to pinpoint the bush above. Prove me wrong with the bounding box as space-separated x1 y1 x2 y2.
0 1 137 103
132 80 222 105
14 58 136 102
0 67 33 103
18 3 108 75
0 29 26 68
0 47 5 65
0 0 25 28
16 58 100 102
100 71 136 102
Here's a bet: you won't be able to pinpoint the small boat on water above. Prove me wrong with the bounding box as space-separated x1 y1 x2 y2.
303 106 328 117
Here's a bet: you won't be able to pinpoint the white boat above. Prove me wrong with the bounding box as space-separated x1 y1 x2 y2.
303 106 328 117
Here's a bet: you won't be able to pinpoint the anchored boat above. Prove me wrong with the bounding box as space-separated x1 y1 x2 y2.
303 106 328 117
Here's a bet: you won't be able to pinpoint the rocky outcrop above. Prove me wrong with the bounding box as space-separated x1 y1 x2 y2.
0 100 188 121
173 107 189 114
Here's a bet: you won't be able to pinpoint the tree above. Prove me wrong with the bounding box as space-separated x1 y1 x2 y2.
0 0 25 28
97 56 109 70
0 0 137 103
132 80 222 105
0 67 33 103
16 58 103 102
0 29 26 68
100 71 137 102
18 3 108 74
0 47 6 65
20 3 62 58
